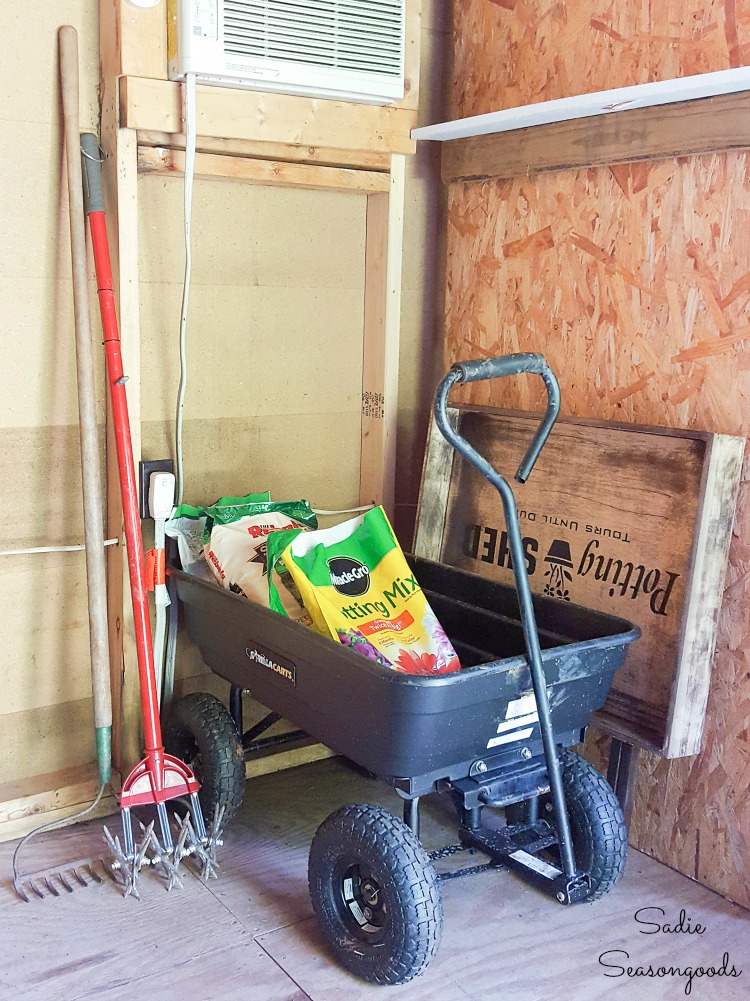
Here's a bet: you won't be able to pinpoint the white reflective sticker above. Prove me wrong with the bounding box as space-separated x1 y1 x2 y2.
496 711 538 734
510 849 562 880
343 877 354 902
348 899 367 925
506 694 537 719
487 726 534 748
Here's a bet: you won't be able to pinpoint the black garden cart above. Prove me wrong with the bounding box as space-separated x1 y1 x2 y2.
164 355 640 985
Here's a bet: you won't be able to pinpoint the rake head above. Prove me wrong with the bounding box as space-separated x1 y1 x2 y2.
13 858 117 902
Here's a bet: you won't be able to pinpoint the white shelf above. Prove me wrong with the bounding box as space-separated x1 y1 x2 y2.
411 66 750 142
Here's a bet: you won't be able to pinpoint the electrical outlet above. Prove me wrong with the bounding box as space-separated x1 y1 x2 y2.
139 459 174 519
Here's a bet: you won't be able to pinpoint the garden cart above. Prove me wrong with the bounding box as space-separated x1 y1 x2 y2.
164 354 639 983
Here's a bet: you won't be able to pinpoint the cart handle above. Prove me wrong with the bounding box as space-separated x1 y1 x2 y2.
436 353 560 483
433 354 583 889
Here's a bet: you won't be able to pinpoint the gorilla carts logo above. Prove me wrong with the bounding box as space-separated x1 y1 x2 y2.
328 557 370 597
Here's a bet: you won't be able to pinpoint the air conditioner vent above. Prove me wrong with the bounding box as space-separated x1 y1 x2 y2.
223 0 403 76
168 0 406 105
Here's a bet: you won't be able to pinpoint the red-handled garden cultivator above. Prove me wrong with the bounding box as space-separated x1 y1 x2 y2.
81 133 223 898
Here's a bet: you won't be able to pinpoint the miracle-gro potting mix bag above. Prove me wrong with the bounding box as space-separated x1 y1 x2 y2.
269 507 461 675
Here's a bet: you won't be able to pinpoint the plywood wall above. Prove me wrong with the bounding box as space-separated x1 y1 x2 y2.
138 178 367 508
446 0 750 908
451 0 750 119
137 174 367 698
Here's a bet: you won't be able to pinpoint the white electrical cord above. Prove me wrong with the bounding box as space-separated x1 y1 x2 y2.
164 73 197 709
311 504 374 516
175 71 197 507
0 539 119 557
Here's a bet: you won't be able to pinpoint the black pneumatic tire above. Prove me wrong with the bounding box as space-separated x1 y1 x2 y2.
163 692 246 826
546 748 627 900
308 804 443 985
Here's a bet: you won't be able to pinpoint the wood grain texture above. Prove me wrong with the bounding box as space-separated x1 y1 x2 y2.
418 408 742 756
136 129 392 171
442 91 750 182
359 157 406 515
122 0 167 79
401 0 423 112
137 146 390 193
413 406 458 558
6 758 746 1001
0 764 117 843
451 0 750 120
120 77 418 156
666 433 745 756
446 0 750 909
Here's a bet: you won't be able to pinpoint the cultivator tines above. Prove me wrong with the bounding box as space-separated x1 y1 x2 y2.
103 819 154 900
150 813 187 892
176 802 225 882
102 799 225 897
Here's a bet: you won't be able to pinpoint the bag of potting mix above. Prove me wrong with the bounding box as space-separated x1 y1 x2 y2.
165 492 271 580
203 498 317 625
268 507 461 675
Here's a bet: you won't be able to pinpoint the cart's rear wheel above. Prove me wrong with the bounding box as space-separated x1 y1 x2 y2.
515 748 626 900
308 804 443 985
164 692 246 826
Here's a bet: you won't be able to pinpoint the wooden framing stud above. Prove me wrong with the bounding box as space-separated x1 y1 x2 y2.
137 146 390 193
121 77 418 157
0 765 118 844
360 155 406 517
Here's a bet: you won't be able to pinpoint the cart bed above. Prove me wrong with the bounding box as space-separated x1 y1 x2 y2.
170 556 638 795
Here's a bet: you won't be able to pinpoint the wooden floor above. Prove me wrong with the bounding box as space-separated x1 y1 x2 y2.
2 757 748 1001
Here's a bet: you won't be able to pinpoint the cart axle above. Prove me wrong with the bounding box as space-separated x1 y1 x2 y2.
458 820 590 904
428 843 506 883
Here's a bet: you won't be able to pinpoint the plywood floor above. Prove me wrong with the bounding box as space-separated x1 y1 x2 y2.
2 758 748 1001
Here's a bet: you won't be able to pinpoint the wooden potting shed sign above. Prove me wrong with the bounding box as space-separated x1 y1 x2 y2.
415 406 744 758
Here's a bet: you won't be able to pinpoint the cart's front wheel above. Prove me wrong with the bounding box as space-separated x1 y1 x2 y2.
163 692 246 826
540 748 627 900
308 804 443 985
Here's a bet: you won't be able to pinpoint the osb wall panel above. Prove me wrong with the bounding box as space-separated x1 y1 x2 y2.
446 158 750 436
446 154 750 910
452 0 750 119
446 2 750 909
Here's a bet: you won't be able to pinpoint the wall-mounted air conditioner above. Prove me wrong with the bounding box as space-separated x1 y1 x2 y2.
167 0 406 105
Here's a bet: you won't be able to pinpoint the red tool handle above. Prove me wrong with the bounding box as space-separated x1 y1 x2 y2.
81 137 165 782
